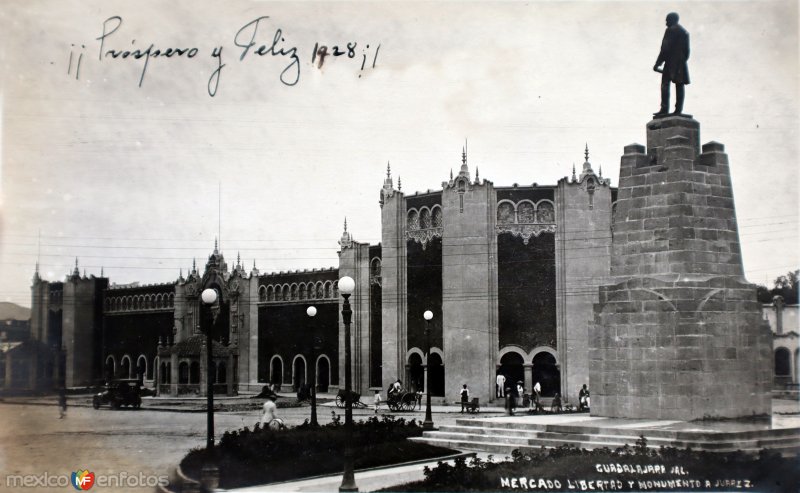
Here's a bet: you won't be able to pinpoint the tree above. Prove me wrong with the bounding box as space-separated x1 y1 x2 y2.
770 270 799 304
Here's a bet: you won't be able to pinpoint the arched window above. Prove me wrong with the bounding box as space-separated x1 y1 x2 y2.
291 284 299 300
324 282 333 298
259 286 267 302
299 283 307 300
316 283 324 299
407 210 419 230
537 201 555 223
497 202 515 224
371 258 382 277
168 293 175 307
518 201 535 223
419 208 431 229
267 285 274 301
432 206 443 228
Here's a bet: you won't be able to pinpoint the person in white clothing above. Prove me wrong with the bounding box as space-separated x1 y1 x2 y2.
260 394 284 430
496 373 506 398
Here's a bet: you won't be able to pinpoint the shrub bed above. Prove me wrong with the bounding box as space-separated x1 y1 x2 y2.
181 413 455 489
381 438 799 492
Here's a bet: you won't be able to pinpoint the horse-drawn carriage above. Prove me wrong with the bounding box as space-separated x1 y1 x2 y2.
335 388 367 408
387 389 420 411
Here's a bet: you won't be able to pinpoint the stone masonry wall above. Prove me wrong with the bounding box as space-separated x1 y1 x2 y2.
589 116 772 420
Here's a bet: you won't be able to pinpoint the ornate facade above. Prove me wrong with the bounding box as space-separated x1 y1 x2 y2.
24 146 616 405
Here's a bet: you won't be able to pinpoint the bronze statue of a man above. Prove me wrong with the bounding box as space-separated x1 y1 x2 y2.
654 12 690 116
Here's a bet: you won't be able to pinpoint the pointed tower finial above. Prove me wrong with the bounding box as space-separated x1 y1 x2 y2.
475 167 480 183
398 176 402 191
462 146 466 166
237 251 241 267
214 237 219 254
450 168 453 180
572 163 577 182
179 267 183 279
386 161 391 179
585 143 589 163
599 165 603 179
253 259 257 270
344 217 348 232
100 266 104 277
192 258 197 274
73 257 80 277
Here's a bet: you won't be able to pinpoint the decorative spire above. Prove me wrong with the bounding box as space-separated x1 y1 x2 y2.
475 167 480 183
237 251 241 267
386 161 391 179
582 143 594 175
339 216 353 250
214 237 219 254
398 176 402 191
450 168 453 180
83 269 86 278
462 146 467 166
192 258 197 274
100 266 104 277
73 258 80 277
598 165 603 179
253 259 257 270
179 267 183 279
571 163 577 182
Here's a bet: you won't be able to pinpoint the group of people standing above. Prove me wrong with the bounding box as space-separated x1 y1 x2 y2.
495 373 589 414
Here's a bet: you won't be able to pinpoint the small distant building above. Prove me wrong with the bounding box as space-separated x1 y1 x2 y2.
764 296 799 389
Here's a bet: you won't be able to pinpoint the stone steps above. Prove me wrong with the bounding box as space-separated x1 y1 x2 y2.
412 419 800 456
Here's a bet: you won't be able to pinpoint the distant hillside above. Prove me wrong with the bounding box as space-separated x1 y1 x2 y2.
0 302 31 321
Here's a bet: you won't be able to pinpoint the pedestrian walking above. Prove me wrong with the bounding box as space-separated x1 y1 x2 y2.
373 389 382 413
459 384 470 413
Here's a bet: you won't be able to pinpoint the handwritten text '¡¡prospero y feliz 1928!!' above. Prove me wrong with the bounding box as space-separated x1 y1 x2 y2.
66 16 381 96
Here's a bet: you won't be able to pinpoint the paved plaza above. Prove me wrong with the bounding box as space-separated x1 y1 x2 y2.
0 394 508 492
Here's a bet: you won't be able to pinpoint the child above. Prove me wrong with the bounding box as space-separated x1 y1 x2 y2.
373 390 382 413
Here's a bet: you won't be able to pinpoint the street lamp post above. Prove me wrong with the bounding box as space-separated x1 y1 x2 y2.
200 288 219 490
338 276 358 492
423 310 434 431
306 305 318 426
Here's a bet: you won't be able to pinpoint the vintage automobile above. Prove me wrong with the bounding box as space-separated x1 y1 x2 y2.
92 379 142 409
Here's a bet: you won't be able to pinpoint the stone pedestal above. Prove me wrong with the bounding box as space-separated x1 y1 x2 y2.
589 116 772 420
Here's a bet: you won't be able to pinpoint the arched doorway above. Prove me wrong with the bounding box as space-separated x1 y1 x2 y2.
775 347 791 385
120 357 131 379
217 361 227 384
178 362 189 384
428 353 444 397
408 353 424 392
270 357 283 390
317 357 330 392
293 357 306 391
532 352 560 397
190 361 200 384
499 352 525 391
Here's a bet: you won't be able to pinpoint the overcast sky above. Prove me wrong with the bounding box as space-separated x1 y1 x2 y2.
1 0 797 308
